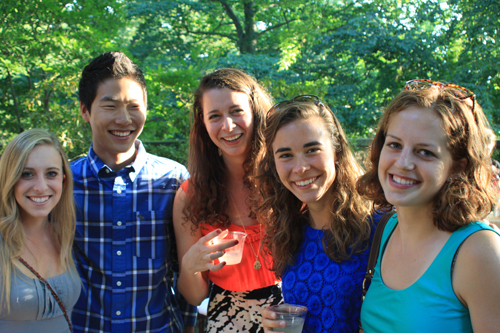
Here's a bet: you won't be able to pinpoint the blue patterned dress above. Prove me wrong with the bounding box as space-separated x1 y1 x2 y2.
281 221 377 333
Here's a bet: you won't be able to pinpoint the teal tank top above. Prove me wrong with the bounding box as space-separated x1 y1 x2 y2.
361 214 499 332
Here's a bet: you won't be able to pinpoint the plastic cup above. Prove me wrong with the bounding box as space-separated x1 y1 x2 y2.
211 231 247 265
269 304 308 333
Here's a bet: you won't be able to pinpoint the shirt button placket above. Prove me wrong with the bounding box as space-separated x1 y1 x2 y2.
112 175 127 330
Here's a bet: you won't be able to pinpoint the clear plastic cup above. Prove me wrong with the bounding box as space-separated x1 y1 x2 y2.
211 231 247 265
269 304 308 333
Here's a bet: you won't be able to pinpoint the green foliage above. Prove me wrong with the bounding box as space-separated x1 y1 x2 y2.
1 0 498 165
0 0 127 158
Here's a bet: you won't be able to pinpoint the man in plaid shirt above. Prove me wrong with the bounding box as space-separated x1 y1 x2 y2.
71 51 196 332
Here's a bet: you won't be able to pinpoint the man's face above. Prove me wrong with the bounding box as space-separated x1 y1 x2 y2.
81 78 146 161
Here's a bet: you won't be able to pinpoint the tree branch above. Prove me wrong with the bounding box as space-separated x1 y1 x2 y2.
211 0 244 40
257 19 298 36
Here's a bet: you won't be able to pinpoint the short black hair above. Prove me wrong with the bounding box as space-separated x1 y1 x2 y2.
78 51 147 113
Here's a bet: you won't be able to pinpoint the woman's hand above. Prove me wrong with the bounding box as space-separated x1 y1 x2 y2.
182 229 239 275
262 306 286 333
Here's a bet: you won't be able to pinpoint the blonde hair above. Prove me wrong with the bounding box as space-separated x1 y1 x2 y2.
0 129 76 311
257 101 371 276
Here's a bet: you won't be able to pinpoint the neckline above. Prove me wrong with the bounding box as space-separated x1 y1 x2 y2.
16 265 70 281
379 218 453 291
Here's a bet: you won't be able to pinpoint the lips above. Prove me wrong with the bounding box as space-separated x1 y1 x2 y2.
294 176 318 187
110 130 133 137
28 196 50 203
391 174 419 185
223 133 242 142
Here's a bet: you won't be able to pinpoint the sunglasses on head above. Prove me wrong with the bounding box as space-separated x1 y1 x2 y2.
266 95 325 118
404 79 476 113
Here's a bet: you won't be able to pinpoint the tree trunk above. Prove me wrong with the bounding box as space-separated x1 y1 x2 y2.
239 0 256 54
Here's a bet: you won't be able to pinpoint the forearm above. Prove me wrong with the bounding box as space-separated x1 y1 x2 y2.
178 268 210 306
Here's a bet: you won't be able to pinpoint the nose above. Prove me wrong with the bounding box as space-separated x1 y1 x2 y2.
115 107 132 126
395 148 415 170
293 154 310 174
33 175 48 193
222 116 235 132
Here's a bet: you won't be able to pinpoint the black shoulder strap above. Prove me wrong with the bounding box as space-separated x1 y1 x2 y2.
362 210 395 298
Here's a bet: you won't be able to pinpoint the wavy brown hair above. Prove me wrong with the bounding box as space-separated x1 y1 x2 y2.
357 85 498 231
0 129 76 311
256 100 372 277
183 68 273 229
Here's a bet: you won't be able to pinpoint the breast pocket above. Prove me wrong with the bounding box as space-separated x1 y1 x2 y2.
133 210 169 259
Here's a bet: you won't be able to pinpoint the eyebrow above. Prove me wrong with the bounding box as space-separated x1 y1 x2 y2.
274 141 323 154
23 166 62 171
99 96 141 103
386 134 439 149
207 104 243 114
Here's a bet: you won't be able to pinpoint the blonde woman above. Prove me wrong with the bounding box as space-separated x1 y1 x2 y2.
0 129 80 332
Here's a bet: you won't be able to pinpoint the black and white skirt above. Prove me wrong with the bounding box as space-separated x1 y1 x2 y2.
206 283 283 333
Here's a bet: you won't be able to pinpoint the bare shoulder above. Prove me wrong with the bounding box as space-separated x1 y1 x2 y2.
453 229 500 332
458 228 500 262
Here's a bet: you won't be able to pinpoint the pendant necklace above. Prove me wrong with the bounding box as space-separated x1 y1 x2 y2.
229 193 262 270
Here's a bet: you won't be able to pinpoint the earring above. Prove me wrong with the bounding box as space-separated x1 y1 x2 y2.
218 148 222 156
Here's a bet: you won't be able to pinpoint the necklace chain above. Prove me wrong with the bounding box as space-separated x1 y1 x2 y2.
229 193 262 270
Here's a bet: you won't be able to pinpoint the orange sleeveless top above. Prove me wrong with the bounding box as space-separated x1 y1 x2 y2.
181 181 278 291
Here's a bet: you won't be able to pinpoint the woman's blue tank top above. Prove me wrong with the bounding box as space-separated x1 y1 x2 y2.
361 215 499 332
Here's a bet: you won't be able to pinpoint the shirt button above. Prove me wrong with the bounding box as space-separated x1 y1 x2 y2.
116 311 121 316
116 189 122 194
117 251 122 256
117 281 122 286
117 221 122 226
105 169 110 173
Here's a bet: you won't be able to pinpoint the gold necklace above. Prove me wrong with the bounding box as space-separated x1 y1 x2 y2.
229 194 262 270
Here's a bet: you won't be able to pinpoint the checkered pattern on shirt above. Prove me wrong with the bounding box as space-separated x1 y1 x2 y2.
70 142 196 333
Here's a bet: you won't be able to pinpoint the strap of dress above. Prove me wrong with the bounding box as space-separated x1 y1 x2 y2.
18 257 73 332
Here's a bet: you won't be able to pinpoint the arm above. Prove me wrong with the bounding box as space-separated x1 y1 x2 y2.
173 188 237 306
453 230 500 332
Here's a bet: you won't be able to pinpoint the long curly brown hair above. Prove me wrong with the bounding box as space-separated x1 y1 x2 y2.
256 100 372 277
357 86 498 231
183 68 273 229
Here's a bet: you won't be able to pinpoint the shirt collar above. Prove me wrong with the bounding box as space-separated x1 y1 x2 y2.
87 140 147 182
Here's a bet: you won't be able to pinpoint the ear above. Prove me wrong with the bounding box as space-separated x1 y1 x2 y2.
63 174 67 187
80 102 90 122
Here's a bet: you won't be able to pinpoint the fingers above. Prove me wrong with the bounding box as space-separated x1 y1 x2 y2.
207 251 225 261
261 308 286 332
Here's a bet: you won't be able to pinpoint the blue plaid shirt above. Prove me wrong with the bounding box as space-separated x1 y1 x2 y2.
70 141 197 333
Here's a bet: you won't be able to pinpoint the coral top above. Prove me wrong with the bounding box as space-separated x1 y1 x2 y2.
181 181 278 291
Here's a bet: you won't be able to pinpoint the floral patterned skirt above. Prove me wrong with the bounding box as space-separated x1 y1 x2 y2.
206 283 283 333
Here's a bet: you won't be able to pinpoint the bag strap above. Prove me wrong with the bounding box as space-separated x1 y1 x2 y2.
362 210 395 298
18 257 73 332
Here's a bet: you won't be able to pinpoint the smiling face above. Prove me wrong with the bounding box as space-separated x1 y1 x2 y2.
202 88 254 161
81 77 146 164
378 106 455 210
14 145 65 225
272 116 337 208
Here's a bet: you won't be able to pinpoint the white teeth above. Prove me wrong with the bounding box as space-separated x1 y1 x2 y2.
393 175 417 185
224 134 242 142
295 177 317 186
30 196 49 203
111 131 131 137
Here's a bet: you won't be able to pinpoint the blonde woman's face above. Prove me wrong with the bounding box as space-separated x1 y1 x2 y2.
14 145 64 225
